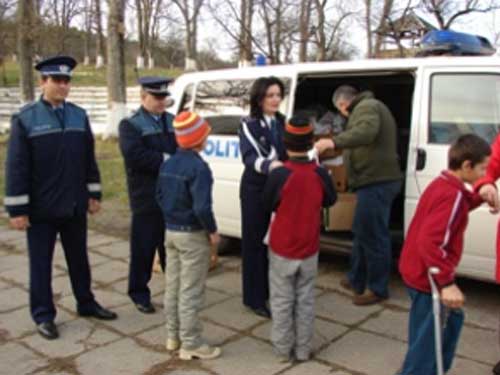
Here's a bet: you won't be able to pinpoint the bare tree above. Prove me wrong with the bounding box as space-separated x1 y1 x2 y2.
298 0 313 62
373 0 394 55
41 0 83 53
105 0 127 138
95 0 105 67
17 0 36 102
83 0 93 65
312 0 353 61
173 0 204 71
207 0 258 66
134 0 163 69
421 0 500 29
364 0 373 57
258 0 296 64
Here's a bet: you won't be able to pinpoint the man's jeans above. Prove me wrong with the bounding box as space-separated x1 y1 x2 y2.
400 287 464 375
347 180 401 298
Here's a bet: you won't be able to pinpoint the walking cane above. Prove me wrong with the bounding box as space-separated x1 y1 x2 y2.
428 267 444 375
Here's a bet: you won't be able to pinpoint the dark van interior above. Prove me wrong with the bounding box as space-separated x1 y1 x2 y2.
292 70 416 253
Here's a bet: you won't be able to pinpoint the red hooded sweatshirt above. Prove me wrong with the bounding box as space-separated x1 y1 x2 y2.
399 171 482 292
475 133 500 282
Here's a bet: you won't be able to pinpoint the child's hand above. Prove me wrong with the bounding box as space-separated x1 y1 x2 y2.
441 284 465 309
479 184 500 213
269 160 283 171
209 243 218 271
209 232 221 247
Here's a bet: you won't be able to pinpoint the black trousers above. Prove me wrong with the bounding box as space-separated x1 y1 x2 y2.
240 188 270 310
127 211 165 305
27 215 96 324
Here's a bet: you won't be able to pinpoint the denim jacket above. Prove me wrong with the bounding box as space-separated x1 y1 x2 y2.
156 149 217 233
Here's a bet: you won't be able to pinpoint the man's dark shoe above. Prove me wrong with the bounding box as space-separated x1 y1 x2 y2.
78 304 118 320
352 290 387 306
37 321 59 340
135 302 156 314
493 360 500 375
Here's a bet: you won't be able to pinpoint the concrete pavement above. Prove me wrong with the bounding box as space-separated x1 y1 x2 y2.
0 224 498 375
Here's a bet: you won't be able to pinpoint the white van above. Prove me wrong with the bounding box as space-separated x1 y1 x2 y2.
169 57 500 282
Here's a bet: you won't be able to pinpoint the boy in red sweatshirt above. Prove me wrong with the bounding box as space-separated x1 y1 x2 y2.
263 116 336 362
398 134 491 375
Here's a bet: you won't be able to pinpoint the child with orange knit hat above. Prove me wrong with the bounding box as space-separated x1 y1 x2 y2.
156 111 221 360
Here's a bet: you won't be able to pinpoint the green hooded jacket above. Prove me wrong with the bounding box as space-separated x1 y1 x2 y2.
334 91 402 189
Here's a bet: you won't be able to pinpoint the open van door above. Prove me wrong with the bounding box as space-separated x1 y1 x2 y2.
413 66 500 281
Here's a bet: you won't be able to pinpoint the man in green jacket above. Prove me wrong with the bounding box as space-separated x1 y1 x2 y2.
315 85 402 305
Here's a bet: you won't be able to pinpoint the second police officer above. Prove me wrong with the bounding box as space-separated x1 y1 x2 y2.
119 77 178 314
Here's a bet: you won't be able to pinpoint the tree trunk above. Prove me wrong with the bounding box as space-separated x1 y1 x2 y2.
135 0 146 68
374 0 393 56
364 0 372 58
95 0 105 68
239 0 253 66
17 0 35 103
299 0 312 62
314 0 326 61
105 0 127 138
83 0 93 66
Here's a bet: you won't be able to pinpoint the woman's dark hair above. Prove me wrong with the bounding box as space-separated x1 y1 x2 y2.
249 76 285 118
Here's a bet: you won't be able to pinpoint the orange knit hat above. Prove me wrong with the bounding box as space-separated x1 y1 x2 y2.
173 111 211 149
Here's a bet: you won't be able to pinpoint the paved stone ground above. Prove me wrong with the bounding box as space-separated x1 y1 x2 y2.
1 224 499 375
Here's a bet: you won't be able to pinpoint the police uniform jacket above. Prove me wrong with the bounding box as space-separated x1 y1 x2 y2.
238 114 287 195
4 98 101 220
119 106 177 214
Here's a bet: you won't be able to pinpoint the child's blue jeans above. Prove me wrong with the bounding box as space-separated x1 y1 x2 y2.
399 287 464 375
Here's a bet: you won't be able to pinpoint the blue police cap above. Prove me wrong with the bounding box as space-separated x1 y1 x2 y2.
35 55 77 77
138 76 173 96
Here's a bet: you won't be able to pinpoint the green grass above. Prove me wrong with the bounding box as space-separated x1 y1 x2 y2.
0 61 183 87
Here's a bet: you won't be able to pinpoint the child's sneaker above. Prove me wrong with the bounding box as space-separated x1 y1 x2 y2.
179 344 221 360
165 338 180 351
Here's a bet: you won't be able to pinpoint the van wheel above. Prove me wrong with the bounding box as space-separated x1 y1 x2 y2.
218 236 240 255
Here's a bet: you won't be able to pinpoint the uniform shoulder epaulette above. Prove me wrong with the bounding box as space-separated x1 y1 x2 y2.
241 115 257 125
127 109 141 120
18 101 37 114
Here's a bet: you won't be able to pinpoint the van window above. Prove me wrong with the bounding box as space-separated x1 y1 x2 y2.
179 83 194 112
429 74 500 144
193 78 291 135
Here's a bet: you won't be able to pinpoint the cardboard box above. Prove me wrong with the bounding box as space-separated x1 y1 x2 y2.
323 193 357 231
326 164 347 193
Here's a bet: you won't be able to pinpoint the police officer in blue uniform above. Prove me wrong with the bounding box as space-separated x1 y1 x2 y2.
239 77 287 318
119 77 177 314
4 56 118 340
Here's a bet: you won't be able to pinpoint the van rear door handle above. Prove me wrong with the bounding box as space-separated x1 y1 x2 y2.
416 148 426 171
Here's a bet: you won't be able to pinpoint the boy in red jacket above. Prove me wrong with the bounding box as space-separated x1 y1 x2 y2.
263 116 336 362
398 134 490 375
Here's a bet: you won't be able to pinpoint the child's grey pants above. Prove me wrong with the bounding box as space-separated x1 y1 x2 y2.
269 249 318 359
164 230 210 350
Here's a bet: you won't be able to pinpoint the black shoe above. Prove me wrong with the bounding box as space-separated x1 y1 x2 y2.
135 302 156 314
245 305 271 319
493 360 500 375
78 304 118 320
37 321 59 340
